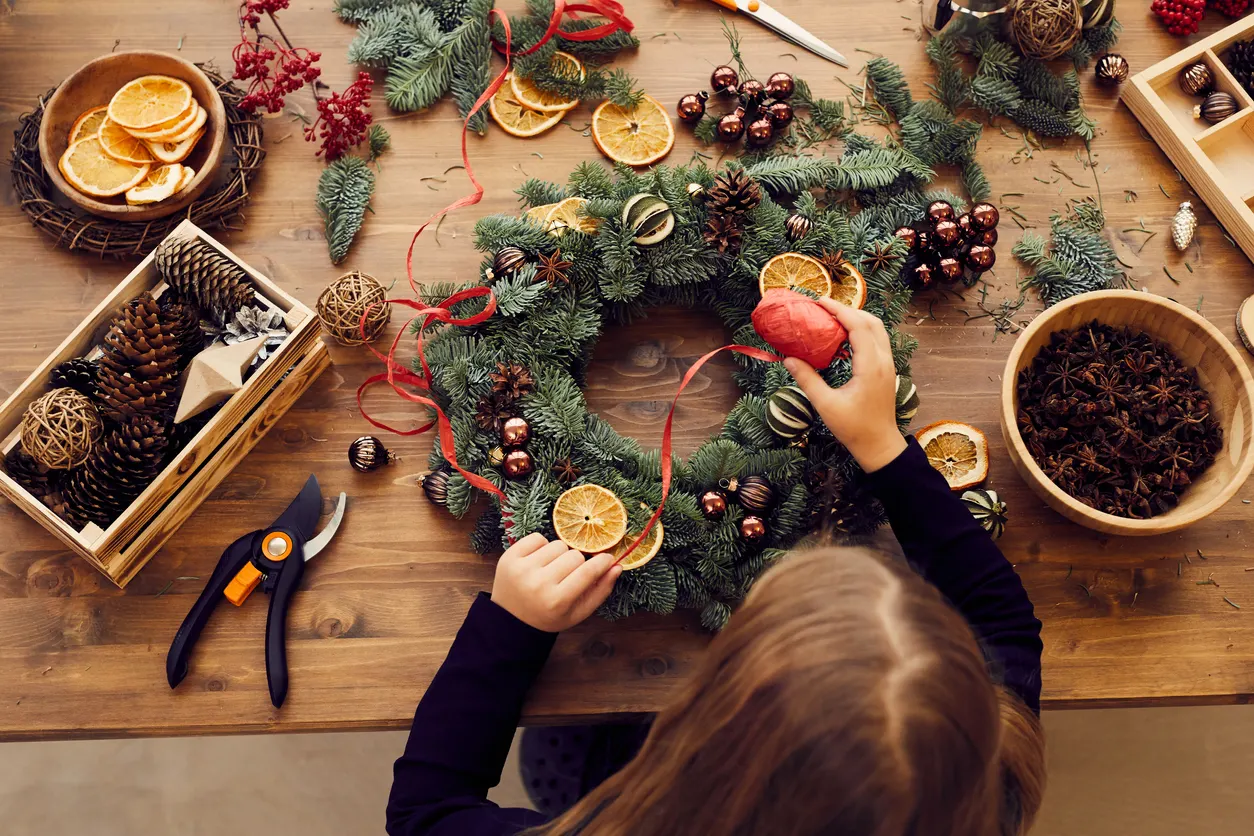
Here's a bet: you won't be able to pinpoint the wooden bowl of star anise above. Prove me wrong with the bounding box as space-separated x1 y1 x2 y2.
1001 290 1254 536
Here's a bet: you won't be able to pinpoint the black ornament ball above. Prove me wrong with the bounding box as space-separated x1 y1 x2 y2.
348 435 396 472
966 244 996 273
1095 53 1130 87
421 468 451 506
715 112 746 142
926 200 955 223
938 256 965 284
970 202 1000 231
712 65 740 96
745 116 774 149
738 79 766 110
933 218 961 248
765 71 795 100
501 416 531 448
740 515 767 542
765 100 795 129
735 475 775 512
956 212 974 238
492 246 527 279
677 91 708 124
503 449 534 479
894 225 918 250
701 489 728 520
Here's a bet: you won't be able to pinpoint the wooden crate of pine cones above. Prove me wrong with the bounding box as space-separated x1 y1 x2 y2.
0 219 330 587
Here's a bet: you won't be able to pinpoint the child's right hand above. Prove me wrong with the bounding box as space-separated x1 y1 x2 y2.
783 298 907 474
490 533 622 633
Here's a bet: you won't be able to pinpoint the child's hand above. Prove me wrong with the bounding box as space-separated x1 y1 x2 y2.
783 298 907 473
490 533 622 632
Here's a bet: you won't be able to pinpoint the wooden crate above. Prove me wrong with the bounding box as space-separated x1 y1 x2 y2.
0 220 330 587
1125 17 1254 265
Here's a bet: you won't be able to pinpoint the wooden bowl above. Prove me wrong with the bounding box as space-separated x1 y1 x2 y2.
37 51 226 222
1001 290 1254 536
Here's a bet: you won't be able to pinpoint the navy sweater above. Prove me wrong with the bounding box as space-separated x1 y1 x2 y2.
386 438 1044 835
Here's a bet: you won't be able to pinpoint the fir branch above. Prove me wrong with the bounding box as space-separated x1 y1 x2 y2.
333 0 410 24
866 57 915 119
367 124 390 162
316 155 375 264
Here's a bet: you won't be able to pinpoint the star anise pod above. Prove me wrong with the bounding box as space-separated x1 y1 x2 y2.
474 392 516 434
534 248 573 286
861 241 900 274
818 248 849 276
551 457 582 485
702 214 743 254
489 362 535 401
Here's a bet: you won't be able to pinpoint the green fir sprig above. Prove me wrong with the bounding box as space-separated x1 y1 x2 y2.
317 155 376 264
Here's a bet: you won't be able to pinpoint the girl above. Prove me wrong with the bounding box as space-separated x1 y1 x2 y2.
387 299 1045 836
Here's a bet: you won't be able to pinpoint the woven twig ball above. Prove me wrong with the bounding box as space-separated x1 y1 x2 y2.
316 271 391 346
20 387 103 470
1009 0 1082 60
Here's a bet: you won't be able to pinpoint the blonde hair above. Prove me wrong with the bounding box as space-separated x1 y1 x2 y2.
534 546 1045 836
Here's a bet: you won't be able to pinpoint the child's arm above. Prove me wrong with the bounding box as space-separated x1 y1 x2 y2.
785 301 1043 714
386 535 622 835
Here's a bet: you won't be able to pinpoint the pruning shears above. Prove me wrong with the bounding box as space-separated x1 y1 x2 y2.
166 475 347 708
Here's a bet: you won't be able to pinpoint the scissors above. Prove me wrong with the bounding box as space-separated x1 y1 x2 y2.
166 475 347 708
705 0 847 67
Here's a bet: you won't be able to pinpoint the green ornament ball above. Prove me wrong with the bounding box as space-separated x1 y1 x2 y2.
622 193 675 246
895 374 920 424
961 488 1008 540
766 385 814 440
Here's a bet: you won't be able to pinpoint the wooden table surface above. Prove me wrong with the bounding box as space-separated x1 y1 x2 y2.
3 1 1254 741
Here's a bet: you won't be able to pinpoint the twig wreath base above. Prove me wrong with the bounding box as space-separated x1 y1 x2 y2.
10 64 265 259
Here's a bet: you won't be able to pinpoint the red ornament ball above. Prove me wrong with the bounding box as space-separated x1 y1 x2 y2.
752 289 850 369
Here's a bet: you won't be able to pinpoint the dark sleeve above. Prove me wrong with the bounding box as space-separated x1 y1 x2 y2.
864 437 1044 714
386 592 556 836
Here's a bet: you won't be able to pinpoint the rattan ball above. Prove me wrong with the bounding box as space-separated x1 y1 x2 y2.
20 387 103 470
1008 0 1082 60
316 271 391 346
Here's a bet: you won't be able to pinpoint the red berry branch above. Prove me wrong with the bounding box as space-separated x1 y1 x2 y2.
305 72 374 160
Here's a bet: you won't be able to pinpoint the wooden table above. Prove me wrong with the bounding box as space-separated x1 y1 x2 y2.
3 1 1254 741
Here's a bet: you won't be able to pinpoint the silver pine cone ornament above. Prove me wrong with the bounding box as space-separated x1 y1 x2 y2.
1172 202 1198 251
203 305 289 373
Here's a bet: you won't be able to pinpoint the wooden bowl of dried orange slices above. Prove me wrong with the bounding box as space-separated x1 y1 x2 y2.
38 51 226 222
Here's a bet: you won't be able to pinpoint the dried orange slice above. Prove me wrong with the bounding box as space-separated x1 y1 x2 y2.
175 165 196 192
609 520 664 570
68 106 108 143
758 253 833 298
150 105 206 145
545 197 601 236
107 75 194 131
552 484 628 554
915 420 989 492
524 202 560 224
125 163 184 205
59 136 151 197
98 116 156 165
490 77 568 138
125 102 198 141
829 260 868 309
591 95 674 167
511 51 585 113
147 128 204 164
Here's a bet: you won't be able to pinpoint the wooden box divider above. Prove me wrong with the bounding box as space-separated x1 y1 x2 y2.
0 219 329 586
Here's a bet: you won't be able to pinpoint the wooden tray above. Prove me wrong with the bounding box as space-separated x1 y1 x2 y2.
1125 17 1254 265
0 220 330 587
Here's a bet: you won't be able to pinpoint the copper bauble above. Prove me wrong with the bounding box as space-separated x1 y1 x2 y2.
421 468 451 506
715 112 746 142
933 218 961 248
738 79 766 110
1095 54 1129 87
907 259 937 290
766 100 794 129
677 91 708 124
711 65 740 96
970 202 999 231
492 246 527 279
1179 62 1214 97
893 226 917 250
965 244 996 273
956 212 974 238
926 200 955 223
701 489 728 520
503 449 534 479
745 116 774 149
976 227 998 247
938 257 965 283
348 435 396 473
912 227 932 254
735 475 775 512
765 71 795 100
501 416 531 448
740 515 767 542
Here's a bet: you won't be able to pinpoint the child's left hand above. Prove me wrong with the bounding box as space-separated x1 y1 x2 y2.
490 533 623 633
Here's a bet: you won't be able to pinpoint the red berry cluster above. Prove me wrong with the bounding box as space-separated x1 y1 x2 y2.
232 0 321 114
1210 0 1251 17
240 0 290 26
1150 0 1209 34
305 72 375 161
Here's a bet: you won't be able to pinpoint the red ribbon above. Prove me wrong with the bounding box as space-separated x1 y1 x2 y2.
358 3 635 542
613 345 784 563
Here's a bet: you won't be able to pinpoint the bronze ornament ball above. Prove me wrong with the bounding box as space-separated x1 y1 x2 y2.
501 416 531 448
715 112 746 142
348 435 397 472
938 257 965 283
740 515 767 542
503 449 534 479
785 213 813 242
492 246 527 279
907 259 937 290
970 202 1000 231
677 91 708 124
893 226 918 250
766 100 795 129
316 271 392 346
765 71 795 99
735 475 775 512
738 79 766 110
1178 62 1214 97
745 116 774 149
976 227 998 247
966 244 996 272
926 200 955 223
421 468 451 506
700 489 728 520
1094 53 1129 87
1196 91 1237 124
912 227 932 254
956 213 974 237
933 218 961 248
711 65 740 96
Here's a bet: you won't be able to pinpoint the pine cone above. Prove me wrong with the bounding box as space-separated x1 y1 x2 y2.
1012 99 1073 139
153 235 254 324
474 392 516 434
4 446 59 499
1227 40 1254 96
159 296 206 368
705 168 763 219
63 416 170 528
702 214 744 254
96 293 187 423
49 358 99 399
488 362 535 401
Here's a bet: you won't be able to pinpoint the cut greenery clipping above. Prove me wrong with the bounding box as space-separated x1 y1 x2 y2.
334 0 640 135
415 115 991 626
